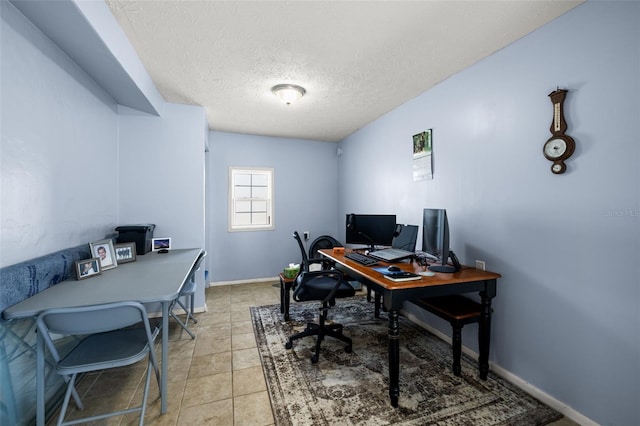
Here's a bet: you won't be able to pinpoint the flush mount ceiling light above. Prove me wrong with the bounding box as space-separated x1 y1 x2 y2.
272 84 306 105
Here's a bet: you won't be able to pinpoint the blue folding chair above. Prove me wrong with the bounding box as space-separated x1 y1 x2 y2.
169 250 207 339
36 301 160 426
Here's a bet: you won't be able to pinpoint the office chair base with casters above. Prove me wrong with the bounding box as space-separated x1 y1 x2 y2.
285 301 353 364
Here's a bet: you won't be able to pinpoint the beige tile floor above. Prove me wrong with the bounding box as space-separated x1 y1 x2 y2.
51 281 578 426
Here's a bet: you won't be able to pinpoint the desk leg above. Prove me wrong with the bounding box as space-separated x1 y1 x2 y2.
284 282 292 321
161 301 169 413
279 276 294 321
280 278 285 314
478 291 493 380
36 330 44 426
388 309 400 407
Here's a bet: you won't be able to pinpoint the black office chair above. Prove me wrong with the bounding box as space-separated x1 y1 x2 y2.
309 234 362 290
295 232 335 272
286 231 356 363
308 235 342 259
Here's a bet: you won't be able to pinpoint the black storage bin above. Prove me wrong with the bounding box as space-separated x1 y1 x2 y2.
115 224 155 255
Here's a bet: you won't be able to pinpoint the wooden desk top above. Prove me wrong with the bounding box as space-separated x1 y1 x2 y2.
319 249 501 290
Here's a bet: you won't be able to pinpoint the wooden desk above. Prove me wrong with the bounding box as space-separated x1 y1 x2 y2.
319 249 501 408
3 248 203 426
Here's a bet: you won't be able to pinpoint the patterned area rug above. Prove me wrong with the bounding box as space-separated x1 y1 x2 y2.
251 297 561 426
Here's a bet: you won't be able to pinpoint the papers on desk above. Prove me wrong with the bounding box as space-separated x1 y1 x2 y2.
372 267 421 282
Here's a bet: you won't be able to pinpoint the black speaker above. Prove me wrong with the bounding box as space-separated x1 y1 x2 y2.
346 213 356 230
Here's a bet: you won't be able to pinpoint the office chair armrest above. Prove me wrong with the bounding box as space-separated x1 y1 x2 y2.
304 270 346 302
293 269 346 303
323 270 347 303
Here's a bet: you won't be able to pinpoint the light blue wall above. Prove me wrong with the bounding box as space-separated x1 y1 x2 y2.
338 2 639 425
118 104 207 249
1 2 208 422
208 131 339 282
1 0 207 277
118 104 208 307
3 0 638 424
0 0 119 267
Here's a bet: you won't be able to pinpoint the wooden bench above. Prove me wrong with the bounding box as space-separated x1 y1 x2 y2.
412 295 484 377
0 243 95 424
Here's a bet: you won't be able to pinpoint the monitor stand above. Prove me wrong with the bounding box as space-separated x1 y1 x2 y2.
428 264 456 273
427 250 460 273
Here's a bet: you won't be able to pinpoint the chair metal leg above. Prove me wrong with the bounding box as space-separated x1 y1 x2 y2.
169 310 196 339
57 373 78 426
149 328 161 393
189 293 197 324
139 359 154 426
176 296 197 324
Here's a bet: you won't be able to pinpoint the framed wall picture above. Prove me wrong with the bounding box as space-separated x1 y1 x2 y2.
413 129 433 181
114 242 137 264
152 237 172 252
89 239 118 270
76 258 101 280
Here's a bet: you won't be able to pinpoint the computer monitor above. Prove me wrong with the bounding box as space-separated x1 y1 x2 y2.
422 208 455 273
346 214 397 250
392 224 419 252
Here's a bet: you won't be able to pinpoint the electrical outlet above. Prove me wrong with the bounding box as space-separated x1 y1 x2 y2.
475 260 486 271
303 231 310 241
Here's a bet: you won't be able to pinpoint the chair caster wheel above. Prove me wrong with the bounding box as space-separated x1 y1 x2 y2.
311 354 319 364
345 345 352 353
285 341 292 350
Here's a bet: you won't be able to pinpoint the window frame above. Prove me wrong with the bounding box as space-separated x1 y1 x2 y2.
228 167 274 232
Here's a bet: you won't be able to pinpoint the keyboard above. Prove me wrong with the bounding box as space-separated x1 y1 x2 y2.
345 252 378 266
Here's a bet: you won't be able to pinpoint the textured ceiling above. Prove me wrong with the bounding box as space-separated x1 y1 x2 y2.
106 1 581 142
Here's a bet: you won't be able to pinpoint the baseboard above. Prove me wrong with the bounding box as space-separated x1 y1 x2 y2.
146 304 208 318
207 276 279 287
402 310 597 426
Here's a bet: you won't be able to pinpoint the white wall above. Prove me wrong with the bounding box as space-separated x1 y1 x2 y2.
0 1 119 267
338 2 639 425
208 131 339 282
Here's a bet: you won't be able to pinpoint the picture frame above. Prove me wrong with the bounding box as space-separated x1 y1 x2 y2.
76 258 101 280
89 239 118 270
412 129 434 181
114 242 137 264
152 237 172 252
412 129 432 157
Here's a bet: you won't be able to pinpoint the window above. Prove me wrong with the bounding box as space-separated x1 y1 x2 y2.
229 167 274 231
